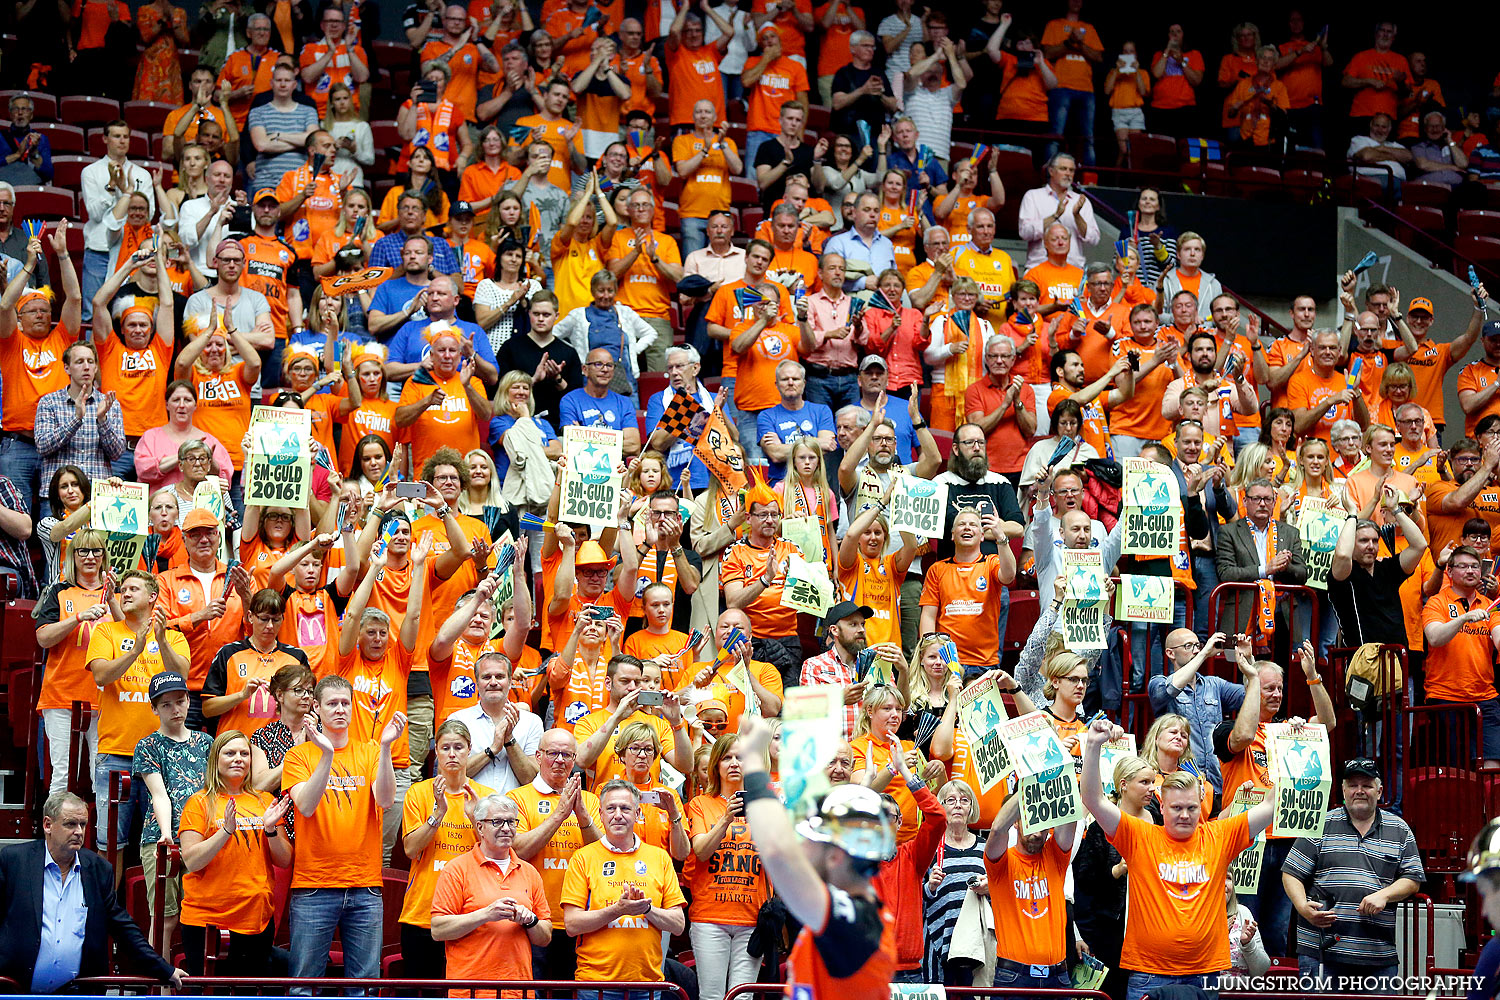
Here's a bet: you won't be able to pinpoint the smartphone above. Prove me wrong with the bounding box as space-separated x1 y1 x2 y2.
418 79 439 104
1127 350 1141 372
587 605 615 621
1484 559 1494 580
637 690 664 707
971 496 997 522
394 481 426 499
639 789 662 804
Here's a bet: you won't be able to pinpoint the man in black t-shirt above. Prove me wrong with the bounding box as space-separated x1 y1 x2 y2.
475 43 539 131
1327 504 1426 648
492 291 582 431
753 101 817 212
829 30 901 137
933 421 1025 562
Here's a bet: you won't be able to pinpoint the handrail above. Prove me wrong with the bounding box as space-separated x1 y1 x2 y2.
1358 196 1500 284
76 976 692 998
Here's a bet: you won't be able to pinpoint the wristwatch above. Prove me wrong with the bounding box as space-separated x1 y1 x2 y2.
505 737 517 749
484 746 499 761
912 419 928 429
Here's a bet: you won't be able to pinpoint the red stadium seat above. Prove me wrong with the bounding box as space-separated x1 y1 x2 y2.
14 185 74 220
639 372 668 401
1394 203 1446 242
48 219 83 253
729 177 758 207
1231 165 1282 198
1282 168 1323 200
59 95 121 128
1402 179 1453 208
805 104 830 133
1127 132 1179 174
663 201 680 231
369 119 402 152
48 154 89 191
122 100 174 134
372 39 413 70
741 206 764 234
1458 210 1500 240
0 90 56 120
1330 172 1384 204
32 122 84 154
1455 234 1500 279
1283 147 1327 173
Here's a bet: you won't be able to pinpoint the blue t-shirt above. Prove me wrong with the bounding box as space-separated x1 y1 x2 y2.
369 232 461 273
757 401 835 483
644 384 716 490
369 276 429 325
559 387 635 434
389 317 498 371
489 413 558 484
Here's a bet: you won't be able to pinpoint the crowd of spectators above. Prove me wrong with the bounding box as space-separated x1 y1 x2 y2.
0 0 1498 998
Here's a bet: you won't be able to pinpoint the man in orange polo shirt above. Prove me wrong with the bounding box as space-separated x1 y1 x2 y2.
431 793 553 983
984 774 1079 990
217 14 277 128
1422 546 1500 764
421 5 500 124
1340 21 1408 130
283 675 403 983
964 337 1036 481
605 188 682 373
721 479 805 666
298 7 370 118
162 67 235 161
273 130 347 270
918 508 1016 672
1288 329 1368 442
1457 323 1500 437
1082 716 1274 999
1394 295 1483 434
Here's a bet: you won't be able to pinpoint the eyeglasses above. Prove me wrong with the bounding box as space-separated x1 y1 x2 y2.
1245 495 1276 504
539 750 576 761
624 744 657 756
477 817 519 829
701 720 728 733
1061 674 1089 685
1054 487 1082 496
586 361 616 369
1167 639 1201 652
749 510 782 520
289 686 315 697
253 614 285 624
74 547 103 556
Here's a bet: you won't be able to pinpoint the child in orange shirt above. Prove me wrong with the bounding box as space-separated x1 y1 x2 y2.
1104 42 1150 166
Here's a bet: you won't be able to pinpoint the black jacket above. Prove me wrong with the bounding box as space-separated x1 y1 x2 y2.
0 840 175 992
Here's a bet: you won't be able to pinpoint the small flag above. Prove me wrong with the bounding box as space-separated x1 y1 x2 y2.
906 187 920 218
1046 436 1077 468
848 295 868 325
319 266 394 296
628 129 644 149
527 201 542 250
657 389 706 441
1126 209 1137 240
1351 251 1379 276
856 120 871 150
492 541 517 578
1346 354 1364 389
867 289 899 314
968 143 989 168
950 309 972 336
693 403 747 491
518 511 557 531
733 286 765 311
1114 238 1129 260
21 219 43 240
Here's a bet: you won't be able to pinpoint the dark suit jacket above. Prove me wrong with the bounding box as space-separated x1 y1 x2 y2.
0 840 174 993
1215 516 1309 586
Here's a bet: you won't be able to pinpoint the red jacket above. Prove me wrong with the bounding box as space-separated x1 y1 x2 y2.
873 783 945 970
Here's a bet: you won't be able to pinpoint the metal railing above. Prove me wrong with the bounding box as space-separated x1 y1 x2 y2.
75 977 691 998
728 987 1112 1000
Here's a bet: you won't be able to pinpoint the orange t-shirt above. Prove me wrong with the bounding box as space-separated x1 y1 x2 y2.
1056 301 1130 381
0 323 72 432
178 788 277 934
986 838 1072 966
964 377 1036 474
1149 50 1206 110
397 372 487 478
620 50 663 116
1285 364 1354 441
941 193 982 247
89 622 191 756
274 167 344 262
706 281 791 381
281 739 385 888
97 336 169 438
744 55 809 134
457 160 523 223
1343 49 1409 119
573 708 677 791
684 794 771 924
36 584 107 711
543 7 600 76
217 47 276 127
420 39 484 122
1422 585 1500 704
453 237 497 299
1107 333 1181 441
997 52 1050 122
1278 40 1324 110
298 40 368 117
1400 81 1445 138
1026 260 1085 313
1109 811 1252 975
337 398 398 474
918 554 1009 668
750 0 810 58
1047 384 1110 459
1457 360 1500 437
559 838 687 982
672 133 736 218
666 43 724 126
606 230 680 320
429 635 500 723
239 235 296 338
336 642 413 768
279 586 339 678
156 563 246 690
850 734 920 842
813 3 861 77
1264 334 1311 409
1217 52 1257 127
162 104 229 149
515 114 583 191
191 362 255 469
507 779 604 914
838 552 901 647
431 845 551 985
719 538 802 637
878 204 919 276
1040 19 1101 91
1401 336 1454 418
732 321 800 412
399 776 495 926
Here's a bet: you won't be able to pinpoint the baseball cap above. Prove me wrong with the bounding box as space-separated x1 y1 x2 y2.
451 200 476 217
255 190 280 205
148 671 189 704
182 508 220 533
575 540 614 567
823 600 875 630
1408 296 1434 316
1342 757 1381 780
1485 321 1500 340
859 356 887 372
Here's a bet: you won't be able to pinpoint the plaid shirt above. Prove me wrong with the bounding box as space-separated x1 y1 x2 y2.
34 387 127 488
799 648 860 738
0 476 37 598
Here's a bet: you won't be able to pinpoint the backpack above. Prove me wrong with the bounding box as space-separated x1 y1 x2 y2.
1344 642 1402 713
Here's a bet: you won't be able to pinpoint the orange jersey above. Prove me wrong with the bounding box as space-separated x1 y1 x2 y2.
156 563 246 690
720 538 803 637
298 40 368 117
279 586 340 678
281 739 385 888
997 51 1051 122
1400 336 1455 418
1422 584 1500 704
744 54 809 133
786 884 897 999
204 639 309 739
162 104 229 149
396 372 488 477
1343 49 1409 119
0 323 71 433
420 40 485 121
239 235 297 338
1110 811 1252 976
178 788 278 934
573 707 675 790
457 160 523 223
507 779 603 914
88 622 191 757
1048 384 1110 458
918 554 1009 667
850 734 920 842
1286 364 1357 442
191 362 255 469
684 794 771 924
606 229 680 320
399 776 494 926
838 552 902 647
671 133 736 218
1149 50 1206 109
1264 334 1311 409
36 584 107 711
750 0 811 58
1457 360 1500 437
336 642 414 768
1041 18 1102 91
560 838 687 982
878 204 920 275
731 321 800 412
1278 40 1325 110
1107 334 1181 441
96 335 169 437
619 50 662 116
336 397 397 474
666 43 724 126
452 237 496 298
986 838 1072 966
515 114 583 191
217 47 276 128
705 280 792 381
274 167 343 261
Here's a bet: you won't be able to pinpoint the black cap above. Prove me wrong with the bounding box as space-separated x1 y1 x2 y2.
823 600 875 630
451 200 476 217
1342 757 1381 780
148 671 189 704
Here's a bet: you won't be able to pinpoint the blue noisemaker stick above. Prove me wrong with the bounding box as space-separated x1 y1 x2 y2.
1351 251 1379 276
1471 266 1489 312
517 511 556 531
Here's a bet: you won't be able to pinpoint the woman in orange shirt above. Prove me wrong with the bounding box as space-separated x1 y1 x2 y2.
399 719 492 979
35 527 112 796
615 720 690 859
313 187 379 278
877 168 923 277
174 305 263 476
686 733 770 1000
852 685 922 842
336 344 398 478
240 504 312 592
378 145 450 233
177 729 293 976
931 152 1004 249
1262 406 1296 485
1040 651 1088 766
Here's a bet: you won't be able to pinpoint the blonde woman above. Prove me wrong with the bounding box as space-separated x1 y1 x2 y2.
614 720 688 860
851 685 924 842
459 448 505 519
323 82 374 189
166 143 210 211
899 633 961 763
1227 441 1282 519
1073 754 1156 999
313 186 380 278
1142 713 1214 817
1157 231 1222 321
837 475 921 648
177 729 292 976
783 436 844 581
492 370 561 516
1279 435 1338 525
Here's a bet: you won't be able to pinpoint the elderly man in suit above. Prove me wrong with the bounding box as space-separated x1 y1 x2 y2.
0 791 184 993
1215 475 1309 661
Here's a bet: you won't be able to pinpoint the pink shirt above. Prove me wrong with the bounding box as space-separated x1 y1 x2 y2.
805 289 857 369
682 244 748 289
860 306 929 392
133 427 234 495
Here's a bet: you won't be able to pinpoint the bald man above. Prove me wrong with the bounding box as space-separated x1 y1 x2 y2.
1145 629 1243 796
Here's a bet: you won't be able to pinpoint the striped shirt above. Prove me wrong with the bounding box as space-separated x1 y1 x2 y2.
922 834 988 982
246 102 320 193
798 648 859 738
1283 807 1425 966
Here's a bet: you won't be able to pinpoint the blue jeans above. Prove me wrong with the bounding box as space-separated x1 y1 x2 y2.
744 130 776 180
736 404 766 467
0 434 39 514
723 75 745 106
804 372 861 416
1234 425 1261 454
1047 87 1096 166
681 216 709 257
81 248 110 324
91 751 140 851
288 885 383 992
1127 971 1218 1000
1296 956 1400 993
111 448 137 479
993 961 1071 994
1243 837 1294 956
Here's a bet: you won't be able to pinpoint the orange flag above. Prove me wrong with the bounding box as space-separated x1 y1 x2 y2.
694 403 747 491
319 266 395 297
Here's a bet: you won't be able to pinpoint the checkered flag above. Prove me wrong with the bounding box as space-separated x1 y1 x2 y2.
658 390 706 441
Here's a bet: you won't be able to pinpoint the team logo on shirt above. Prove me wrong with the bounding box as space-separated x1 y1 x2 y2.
450 675 476 700
635 859 648 875
1156 860 1211 901
975 577 987 591
178 588 192 603
603 861 616 876
566 699 589 723
537 800 552 815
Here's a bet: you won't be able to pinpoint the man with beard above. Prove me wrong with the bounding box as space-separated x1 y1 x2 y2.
1281 759 1424 985
1427 437 1500 559
1048 349 1135 459
838 368 940 498
182 238 276 355
369 235 440 336
935 421 1025 562
1163 331 1258 442
919 508 1016 675
800 601 880 739
1216 634 1337 957
1394 294 1484 435
965 337 1035 483
721 478 807 672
